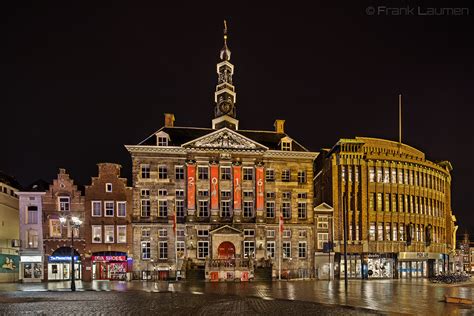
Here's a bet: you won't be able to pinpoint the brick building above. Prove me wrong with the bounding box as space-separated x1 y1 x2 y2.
314 137 455 279
125 24 318 281
42 169 85 281
83 163 133 281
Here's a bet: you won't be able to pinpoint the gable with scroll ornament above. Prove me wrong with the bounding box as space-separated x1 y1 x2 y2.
182 127 268 151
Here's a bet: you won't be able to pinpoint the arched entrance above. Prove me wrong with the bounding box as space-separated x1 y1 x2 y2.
48 247 82 281
218 242 235 259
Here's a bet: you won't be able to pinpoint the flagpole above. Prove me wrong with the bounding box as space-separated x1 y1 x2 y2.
174 209 178 281
278 208 282 281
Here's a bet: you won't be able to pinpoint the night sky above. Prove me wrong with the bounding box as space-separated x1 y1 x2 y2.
2 3 473 233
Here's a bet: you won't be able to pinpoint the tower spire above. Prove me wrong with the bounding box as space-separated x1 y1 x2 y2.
213 20 238 130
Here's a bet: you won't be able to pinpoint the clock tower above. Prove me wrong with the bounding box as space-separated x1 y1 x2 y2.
212 20 239 130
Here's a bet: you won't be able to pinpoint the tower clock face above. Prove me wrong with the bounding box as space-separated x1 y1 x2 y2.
219 101 232 114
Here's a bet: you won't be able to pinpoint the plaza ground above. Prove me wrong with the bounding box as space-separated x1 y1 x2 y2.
0 279 473 315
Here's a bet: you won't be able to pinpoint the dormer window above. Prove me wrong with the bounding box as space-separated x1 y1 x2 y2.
280 137 292 151
105 183 112 192
155 131 170 147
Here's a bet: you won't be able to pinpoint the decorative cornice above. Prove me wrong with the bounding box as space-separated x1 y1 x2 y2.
264 150 319 160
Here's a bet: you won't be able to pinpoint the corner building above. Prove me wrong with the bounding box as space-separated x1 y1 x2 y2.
126 27 318 281
314 137 455 279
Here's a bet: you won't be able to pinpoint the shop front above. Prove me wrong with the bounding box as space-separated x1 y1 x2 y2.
47 248 82 281
91 253 128 281
397 252 444 278
20 255 43 282
340 253 395 279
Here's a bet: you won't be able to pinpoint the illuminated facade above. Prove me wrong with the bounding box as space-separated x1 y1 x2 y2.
126 24 318 281
314 137 455 279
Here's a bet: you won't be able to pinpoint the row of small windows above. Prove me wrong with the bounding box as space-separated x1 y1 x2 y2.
368 222 443 244
140 228 308 240
0 185 17 197
368 193 445 217
364 166 446 192
140 165 307 184
91 201 127 217
91 225 127 243
140 189 306 199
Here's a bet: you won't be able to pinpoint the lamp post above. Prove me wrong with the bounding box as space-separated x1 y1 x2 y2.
336 153 348 291
59 216 82 292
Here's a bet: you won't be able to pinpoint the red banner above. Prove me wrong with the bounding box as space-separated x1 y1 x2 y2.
210 164 219 209
91 256 126 262
256 166 264 210
187 164 196 210
233 165 242 210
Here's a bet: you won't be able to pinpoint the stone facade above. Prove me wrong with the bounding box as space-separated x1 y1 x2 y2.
314 137 454 279
83 163 133 281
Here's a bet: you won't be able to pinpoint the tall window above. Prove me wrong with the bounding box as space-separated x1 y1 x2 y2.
141 199 151 217
243 167 253 181
197 241 209 259
281 170 290 182
104 201 114 217
399 225 405 241
354 166 359 182
105 225 114 243
105 183 113 192
243 241 255 258
369 222 376 241
282 202 291 219
221 166 231 180
27 206 38 224
282 241 291 258
92 226 102 243
297 171 306 184
141 241 151 259
392 223 398 241
298 202 307 219
368 166 375 182
377 223 383 241
298 242 307 258
49 219 61 238
392 194 398 213
92 201 101 217
376 167 383 182
341 166 346 182
198 166 209 180
266 241 275 258
391 168 397 184
159 200 168 217
376 193 382 212
117 226 126 243
58 197 70 211
265 169 275 182
27 230 38 248
266 201 275 218
158 166 168 179
221 200 231 217
175 166 185 180
159 241 168 259
384 194 390 212
369 193 375 211
176 200 185 217
385 223 391 241
317 233 328 249
383 167 390 183
398 168 403 184
198 200 209 217
117 201 126 217
243 201 253 217
141 164 150 179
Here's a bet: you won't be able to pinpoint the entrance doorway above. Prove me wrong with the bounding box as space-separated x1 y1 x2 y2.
218 242 235 260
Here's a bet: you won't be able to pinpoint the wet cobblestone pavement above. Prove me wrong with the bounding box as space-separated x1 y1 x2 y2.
0 279 473 315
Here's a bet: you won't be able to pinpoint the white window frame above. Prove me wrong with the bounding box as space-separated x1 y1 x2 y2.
175 166 185 180
158 165 168 180
157 136 168 147
58 196 70 212
220 166 231 180
49 219 61 238
117 201 126 217
158 189 167 196
317 233 329 249
104 201 114 217
197 229 209 237
141 164 151 179
243 241 255 258
159 199 168 217
141 228 151 238
243 167 253 181
282 241 291 258
92 201 102 217
141 241 151 260
117 225 126 243
283 229 291 238
105 183 113 192
281 170 290 182
266 229 275 238
317 216 329 229
244 229 255 237
281 140 292 151
266 241 276 258
92 225 102 243
159 241 168 259
198 166 209 180
159 229 168 238
104 225 115 243
265 169 275 182
197 241 209 259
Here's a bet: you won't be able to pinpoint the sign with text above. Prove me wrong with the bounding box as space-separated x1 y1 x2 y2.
255 166 264 210
233 165 242 210
210 164 219 209
91 256 127 262
187 164 196 210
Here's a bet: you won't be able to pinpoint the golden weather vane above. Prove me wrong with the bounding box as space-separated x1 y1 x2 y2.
223 20 228 43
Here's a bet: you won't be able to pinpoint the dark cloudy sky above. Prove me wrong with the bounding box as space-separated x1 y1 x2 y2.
2 2 473 233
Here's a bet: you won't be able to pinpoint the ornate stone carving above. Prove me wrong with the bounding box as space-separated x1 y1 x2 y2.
183 128 267 151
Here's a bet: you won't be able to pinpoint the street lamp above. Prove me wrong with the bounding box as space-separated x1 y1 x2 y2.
59 215 82 292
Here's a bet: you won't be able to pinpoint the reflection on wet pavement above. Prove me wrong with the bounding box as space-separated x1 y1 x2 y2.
0 279 473 315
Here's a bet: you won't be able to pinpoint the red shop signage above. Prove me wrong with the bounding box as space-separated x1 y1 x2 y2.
91 256 126 262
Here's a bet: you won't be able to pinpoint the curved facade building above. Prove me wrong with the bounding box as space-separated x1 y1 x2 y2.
314 137 455 279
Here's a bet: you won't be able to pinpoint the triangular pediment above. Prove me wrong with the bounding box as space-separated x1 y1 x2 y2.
210 225 243 235
182 127 268 151
314 202 334 212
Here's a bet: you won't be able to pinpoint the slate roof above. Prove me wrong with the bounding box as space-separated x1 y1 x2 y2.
138 126 309 152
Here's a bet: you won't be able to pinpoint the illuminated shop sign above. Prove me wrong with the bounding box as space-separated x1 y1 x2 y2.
48 256 79 262
20 256 42 263
91 256 126 262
